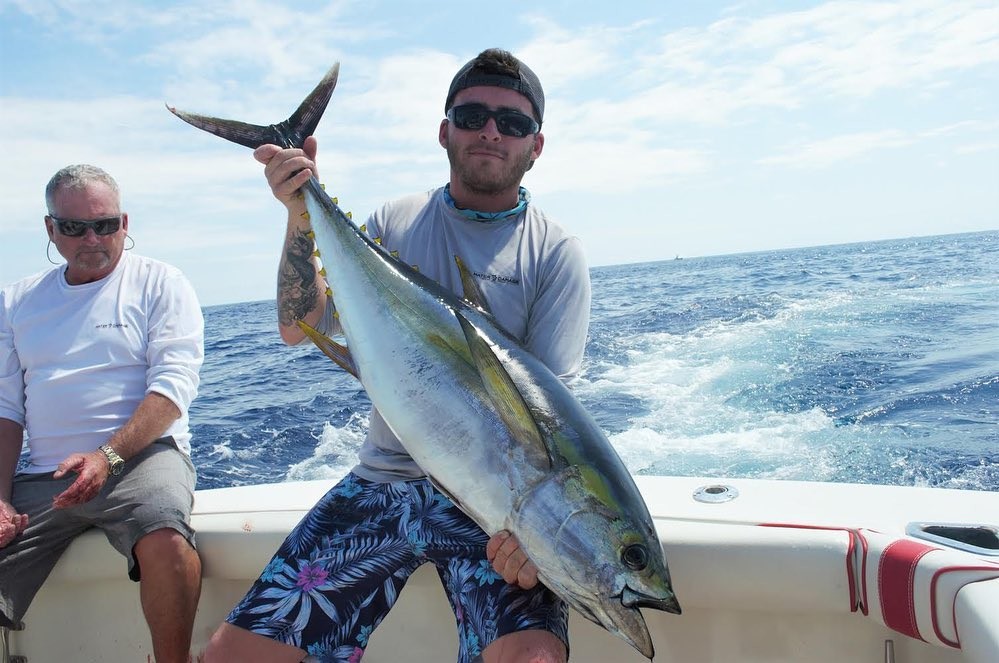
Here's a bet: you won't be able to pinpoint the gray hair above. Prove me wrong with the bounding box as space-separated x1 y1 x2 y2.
45 164 121 214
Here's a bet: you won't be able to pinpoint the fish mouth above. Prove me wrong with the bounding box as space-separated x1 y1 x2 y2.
571 593 655 660
620 585 682 615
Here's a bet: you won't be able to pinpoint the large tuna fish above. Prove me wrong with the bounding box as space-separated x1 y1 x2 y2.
168 63 680 659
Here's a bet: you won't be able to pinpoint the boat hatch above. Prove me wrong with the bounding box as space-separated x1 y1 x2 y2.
905 522 999 556
692 483 739 503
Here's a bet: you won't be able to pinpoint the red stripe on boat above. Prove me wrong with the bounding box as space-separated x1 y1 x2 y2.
879 539 935 641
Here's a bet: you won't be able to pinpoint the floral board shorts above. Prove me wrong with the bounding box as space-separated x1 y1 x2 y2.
226 472 568 663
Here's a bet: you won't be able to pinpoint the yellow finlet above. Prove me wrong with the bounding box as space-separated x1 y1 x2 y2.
359 224 367 233
301 212 311 221
319 268 327 276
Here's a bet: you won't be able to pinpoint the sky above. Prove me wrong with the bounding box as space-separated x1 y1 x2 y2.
1 0 997 307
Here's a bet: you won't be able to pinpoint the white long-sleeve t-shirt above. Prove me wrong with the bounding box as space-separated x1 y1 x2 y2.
317 187 592 482
0 252 204 473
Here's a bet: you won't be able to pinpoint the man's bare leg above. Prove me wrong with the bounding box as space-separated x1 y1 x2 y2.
201 623 307 663
134 528 202 663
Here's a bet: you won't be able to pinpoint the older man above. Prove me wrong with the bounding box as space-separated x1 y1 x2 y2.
0 164 205 663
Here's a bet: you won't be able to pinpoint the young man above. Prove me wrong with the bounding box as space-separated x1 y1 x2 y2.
0 164 205 663
204 49 590 663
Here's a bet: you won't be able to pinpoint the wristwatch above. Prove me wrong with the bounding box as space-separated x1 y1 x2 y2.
98 444 125 476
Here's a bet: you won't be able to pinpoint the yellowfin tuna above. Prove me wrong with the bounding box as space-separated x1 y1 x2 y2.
168 63 680 658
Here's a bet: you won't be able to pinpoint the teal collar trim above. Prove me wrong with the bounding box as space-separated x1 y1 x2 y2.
443 184 530 222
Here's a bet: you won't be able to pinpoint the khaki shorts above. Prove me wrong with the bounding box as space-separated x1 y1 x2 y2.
0 437 196 628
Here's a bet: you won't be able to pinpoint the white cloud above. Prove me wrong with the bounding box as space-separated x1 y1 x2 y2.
758 129 914 168
629 0 999 119
2 0 997 304
535 139 711 194
955 141 999 155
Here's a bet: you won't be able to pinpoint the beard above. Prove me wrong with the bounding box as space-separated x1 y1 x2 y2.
58 241 123 283
446 138 536 196
73 249 114 271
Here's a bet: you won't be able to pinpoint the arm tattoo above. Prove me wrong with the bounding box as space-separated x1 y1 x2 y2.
277 230 320 327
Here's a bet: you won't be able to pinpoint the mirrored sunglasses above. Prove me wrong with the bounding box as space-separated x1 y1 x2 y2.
49 215 122 237
447 104 540 138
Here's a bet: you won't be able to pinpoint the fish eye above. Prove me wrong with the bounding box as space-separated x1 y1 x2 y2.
621 543 648 571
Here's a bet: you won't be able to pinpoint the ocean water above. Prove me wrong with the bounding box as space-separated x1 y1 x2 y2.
190 231 998 492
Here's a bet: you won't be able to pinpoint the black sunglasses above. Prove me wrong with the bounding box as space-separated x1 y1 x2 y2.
48 215 122 237
447 104 540 138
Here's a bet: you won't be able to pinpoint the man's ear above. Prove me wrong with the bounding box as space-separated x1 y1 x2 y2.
439 119 450 149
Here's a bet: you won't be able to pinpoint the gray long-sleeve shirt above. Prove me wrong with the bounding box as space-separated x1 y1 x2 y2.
316 187 591 482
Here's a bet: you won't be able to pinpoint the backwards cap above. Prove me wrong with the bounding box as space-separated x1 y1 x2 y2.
445 48 545 124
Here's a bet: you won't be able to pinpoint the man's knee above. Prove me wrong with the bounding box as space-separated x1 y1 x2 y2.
133 527 199 569
201 623 306 663
481 630 567 663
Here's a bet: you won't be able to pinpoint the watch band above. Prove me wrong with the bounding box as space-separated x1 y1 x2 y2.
98 444 125 476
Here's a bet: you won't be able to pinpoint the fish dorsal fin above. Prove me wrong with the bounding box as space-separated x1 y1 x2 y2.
454 255 493 316
455 312 552 471
296 320 359 380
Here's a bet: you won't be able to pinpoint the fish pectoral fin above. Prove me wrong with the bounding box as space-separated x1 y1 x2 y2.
455 312 552 470
454 255 493 315
296 320 360 380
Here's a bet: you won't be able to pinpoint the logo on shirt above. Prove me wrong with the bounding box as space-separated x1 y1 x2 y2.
473 272 519 285
95 322 130 329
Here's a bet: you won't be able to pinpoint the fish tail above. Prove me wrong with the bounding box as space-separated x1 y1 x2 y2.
166 63 341 150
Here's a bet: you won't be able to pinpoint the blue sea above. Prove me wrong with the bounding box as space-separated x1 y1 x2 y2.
190 231 998 492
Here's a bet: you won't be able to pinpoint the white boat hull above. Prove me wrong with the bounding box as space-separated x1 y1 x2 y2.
6 476 998 662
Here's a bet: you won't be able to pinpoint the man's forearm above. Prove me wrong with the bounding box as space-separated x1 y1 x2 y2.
103 392 181 461
277 226 323 325
277 207 328 343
